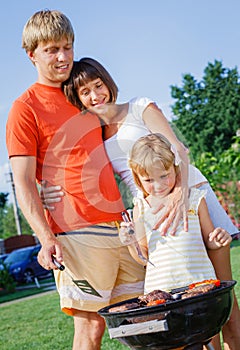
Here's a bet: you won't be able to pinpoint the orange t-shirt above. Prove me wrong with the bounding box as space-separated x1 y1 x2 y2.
6 83 124 233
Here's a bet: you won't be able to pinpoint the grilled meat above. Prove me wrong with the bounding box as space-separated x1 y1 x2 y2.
138 289 173 304
182 283 216 299
107 281 220 312
108 302 139 313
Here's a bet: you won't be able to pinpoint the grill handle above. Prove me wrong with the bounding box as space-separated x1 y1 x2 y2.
108 319 168 339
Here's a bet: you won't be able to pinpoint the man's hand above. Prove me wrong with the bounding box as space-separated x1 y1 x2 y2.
37 236 63 270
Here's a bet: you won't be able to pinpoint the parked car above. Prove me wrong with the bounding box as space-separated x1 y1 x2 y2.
0 245 51 284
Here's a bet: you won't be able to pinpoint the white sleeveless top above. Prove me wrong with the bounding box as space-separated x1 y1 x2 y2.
134 188 216 293
104 97 207 197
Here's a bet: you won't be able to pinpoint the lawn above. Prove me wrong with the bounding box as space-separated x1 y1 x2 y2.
0 240 239 350
0 291 128 350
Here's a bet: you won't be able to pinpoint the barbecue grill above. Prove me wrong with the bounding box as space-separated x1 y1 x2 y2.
98 280 236 350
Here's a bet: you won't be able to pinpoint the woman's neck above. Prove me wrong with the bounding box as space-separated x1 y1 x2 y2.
101 103 129 140
99 103 128 124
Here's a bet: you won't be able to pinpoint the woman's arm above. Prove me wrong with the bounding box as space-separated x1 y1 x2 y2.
143 103 190 234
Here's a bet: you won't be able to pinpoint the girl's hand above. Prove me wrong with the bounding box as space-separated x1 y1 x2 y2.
119 221 137 245
209 227 232 247
40 180 64 211
152 172 189 235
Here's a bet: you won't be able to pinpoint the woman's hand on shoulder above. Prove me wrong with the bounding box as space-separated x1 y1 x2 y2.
40 180 64 211
152 172 189 235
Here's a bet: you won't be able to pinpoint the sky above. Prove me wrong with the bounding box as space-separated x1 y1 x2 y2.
0 0 240 199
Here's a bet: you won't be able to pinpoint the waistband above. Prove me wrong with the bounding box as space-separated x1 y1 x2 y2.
56 221 120 237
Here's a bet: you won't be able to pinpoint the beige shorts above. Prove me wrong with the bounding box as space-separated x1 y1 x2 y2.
54 223 145 315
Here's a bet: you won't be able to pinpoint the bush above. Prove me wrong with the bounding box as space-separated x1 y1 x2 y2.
193 134 240 228
0 262 16 294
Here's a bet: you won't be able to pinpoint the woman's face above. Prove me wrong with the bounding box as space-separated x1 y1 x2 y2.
77 78 111 111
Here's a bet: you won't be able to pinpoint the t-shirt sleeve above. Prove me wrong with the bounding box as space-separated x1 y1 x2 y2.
189 188 208 215
129 96 154 115
6 100 38 157
129 96 158 129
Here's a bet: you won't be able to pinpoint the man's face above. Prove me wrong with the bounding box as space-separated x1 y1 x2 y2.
29 38 74 87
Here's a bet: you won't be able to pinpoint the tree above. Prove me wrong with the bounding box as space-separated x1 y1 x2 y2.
0 193 9 208
0 204 33 239
193 134 240 228
0 192 9 236
170 60 240 161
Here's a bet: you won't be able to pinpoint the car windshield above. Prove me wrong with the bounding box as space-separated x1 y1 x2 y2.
4 249 31 264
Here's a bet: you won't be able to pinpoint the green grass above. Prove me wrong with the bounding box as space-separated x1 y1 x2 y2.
0 242 239 350
230 240 240 300
0 292 128 350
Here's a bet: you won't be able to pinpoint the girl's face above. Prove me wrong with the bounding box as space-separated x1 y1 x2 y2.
77 78 110 111
138 164 176 198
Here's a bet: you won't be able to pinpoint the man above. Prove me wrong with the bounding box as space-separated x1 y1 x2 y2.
6 10 145 350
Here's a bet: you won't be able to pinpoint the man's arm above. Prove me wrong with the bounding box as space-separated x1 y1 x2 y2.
10 156 63 269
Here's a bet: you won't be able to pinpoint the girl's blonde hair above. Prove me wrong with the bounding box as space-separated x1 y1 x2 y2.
129 133 178 197
22 10 74 53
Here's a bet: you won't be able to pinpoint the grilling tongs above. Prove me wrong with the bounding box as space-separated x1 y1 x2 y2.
121 212 155 267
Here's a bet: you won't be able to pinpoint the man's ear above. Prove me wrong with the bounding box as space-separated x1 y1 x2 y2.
27 51 36 65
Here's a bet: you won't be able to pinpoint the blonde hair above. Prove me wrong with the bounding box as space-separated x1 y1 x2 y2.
22 10 74 52
129 133 178 197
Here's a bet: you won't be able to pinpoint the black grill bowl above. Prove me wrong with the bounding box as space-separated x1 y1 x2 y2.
98 280 236 349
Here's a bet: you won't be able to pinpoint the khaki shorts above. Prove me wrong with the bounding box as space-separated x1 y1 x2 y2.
54 223 145 315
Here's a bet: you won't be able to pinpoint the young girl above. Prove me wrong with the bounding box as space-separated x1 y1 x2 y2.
41 57 240 349
119 133 231 293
